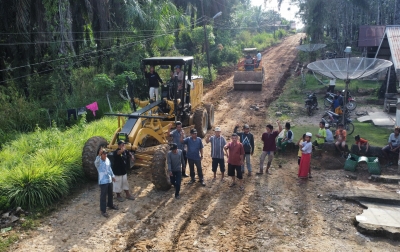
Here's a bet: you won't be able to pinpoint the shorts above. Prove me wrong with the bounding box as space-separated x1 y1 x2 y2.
227 164 242 179
212 158 225 173
113 174 130 193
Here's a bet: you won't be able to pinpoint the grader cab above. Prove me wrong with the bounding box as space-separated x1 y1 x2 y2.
233 48 265 91
82 57 214 190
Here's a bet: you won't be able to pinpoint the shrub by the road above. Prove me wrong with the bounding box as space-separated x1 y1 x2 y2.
0 116 115 210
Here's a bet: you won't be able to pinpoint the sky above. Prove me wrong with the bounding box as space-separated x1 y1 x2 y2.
250 0 304 28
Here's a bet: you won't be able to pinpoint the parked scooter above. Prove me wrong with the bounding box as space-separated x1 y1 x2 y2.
321 109 354 135
305 92 318 116
324 90 357 110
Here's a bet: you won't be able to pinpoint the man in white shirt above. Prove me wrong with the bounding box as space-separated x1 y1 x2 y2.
256 51 262 68
325 123 334 143
327 78 336 93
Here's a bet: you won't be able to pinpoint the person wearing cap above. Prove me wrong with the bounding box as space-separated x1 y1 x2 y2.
94 148 118 218
206 127 227 181
335 123 347 156
169 121 188 177
171 65 184 97
277 122 293 153
112 140 135 202
258 120 282 175
234 123 255 176
144 65 163 101
168 143 185 199
224 133 245 190
313 121 326 147
180 128 206 186
298 132 313 179
325 123 334 143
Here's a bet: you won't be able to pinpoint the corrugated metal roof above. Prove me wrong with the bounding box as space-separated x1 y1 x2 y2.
386 26 400 70
358 25 386 47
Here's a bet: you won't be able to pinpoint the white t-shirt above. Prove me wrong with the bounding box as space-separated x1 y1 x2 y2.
301 141 312 154
257 53 262 61
329 79 336 86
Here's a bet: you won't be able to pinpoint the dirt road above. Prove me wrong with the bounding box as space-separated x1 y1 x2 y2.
12 34 400 251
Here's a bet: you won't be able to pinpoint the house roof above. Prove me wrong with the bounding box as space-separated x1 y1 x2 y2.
358 25 386 47
386 26 400 71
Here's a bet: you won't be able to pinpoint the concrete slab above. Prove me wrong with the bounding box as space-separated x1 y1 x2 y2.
369 175 400 184
330 189 400 205
356 202 400 240
357 112 395 126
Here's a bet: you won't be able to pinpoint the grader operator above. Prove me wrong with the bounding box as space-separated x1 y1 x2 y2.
82 57 214 190
233 48 265 91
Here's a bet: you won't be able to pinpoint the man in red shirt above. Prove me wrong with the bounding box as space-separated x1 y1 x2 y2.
257 120 282 175
224 133 245 190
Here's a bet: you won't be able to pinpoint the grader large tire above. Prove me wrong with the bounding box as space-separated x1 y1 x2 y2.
151 144 171 190
82 136 108 181
204 103 215 129
193 107 208 138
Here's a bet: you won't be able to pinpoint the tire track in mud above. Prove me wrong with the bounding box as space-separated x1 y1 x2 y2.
164 34 303 250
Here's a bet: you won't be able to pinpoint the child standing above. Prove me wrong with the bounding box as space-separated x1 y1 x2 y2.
297 134 306 165
298 132 313 179
355 135 369 153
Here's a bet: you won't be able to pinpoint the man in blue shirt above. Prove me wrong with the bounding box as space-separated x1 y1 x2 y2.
180 128 205 186
94 149 118 218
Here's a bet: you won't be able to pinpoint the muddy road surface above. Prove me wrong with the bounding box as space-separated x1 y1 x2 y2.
12 34 400 251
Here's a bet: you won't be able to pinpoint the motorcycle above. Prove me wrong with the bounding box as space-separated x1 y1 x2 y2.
305 92 318 116
324 90 357 110
321 109 354 135
324 51 337 59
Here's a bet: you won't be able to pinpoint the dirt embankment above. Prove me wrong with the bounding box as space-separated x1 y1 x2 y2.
11 34 400 252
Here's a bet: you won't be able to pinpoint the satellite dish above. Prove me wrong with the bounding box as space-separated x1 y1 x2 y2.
296 44 326 52
307 57 392 80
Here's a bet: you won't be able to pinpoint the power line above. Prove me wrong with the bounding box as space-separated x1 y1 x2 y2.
0 19 204 73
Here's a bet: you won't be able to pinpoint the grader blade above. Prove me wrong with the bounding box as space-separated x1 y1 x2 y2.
233 70 264 91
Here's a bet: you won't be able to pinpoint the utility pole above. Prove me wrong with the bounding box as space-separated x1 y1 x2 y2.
201 0 212 83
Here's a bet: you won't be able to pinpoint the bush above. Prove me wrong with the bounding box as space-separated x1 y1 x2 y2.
0 196 10 211
198 66 217 84
0 115 117 210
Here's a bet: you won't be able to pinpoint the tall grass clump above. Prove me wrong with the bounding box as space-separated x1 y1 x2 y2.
0 115 116 210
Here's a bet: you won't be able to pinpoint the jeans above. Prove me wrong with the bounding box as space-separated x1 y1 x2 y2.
170 171 182 196
241 154 252 173
260 151 274 170
188 159 203 181
99 183 113 213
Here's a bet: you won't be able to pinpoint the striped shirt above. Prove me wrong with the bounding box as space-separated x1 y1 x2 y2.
209 135 226 159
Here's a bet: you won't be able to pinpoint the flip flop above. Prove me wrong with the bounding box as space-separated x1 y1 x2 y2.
126 195 135 200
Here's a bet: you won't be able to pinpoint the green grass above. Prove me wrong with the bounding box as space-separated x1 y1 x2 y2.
0 234 19 252
268 72 391 147
0 114 117 210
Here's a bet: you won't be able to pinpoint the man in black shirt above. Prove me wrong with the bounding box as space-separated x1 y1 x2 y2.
144 66 163 101
112 140 135 202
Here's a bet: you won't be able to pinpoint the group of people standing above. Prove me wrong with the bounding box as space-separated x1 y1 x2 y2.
166 120 312 199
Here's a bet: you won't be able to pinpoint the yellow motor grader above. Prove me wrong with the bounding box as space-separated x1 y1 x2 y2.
82 57 214 190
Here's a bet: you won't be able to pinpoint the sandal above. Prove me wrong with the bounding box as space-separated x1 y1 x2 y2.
229 183 236 187
102 212 109 218
126 195 135 200
108 205 119 210
239 186 244 191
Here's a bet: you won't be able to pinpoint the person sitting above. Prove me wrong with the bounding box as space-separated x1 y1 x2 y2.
277 122 293 153
382 126 400 163
355 135 369 154
335 123 347 157
313 121 326 148
325 123 334 143
244 54 254 71
331 95 342 115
